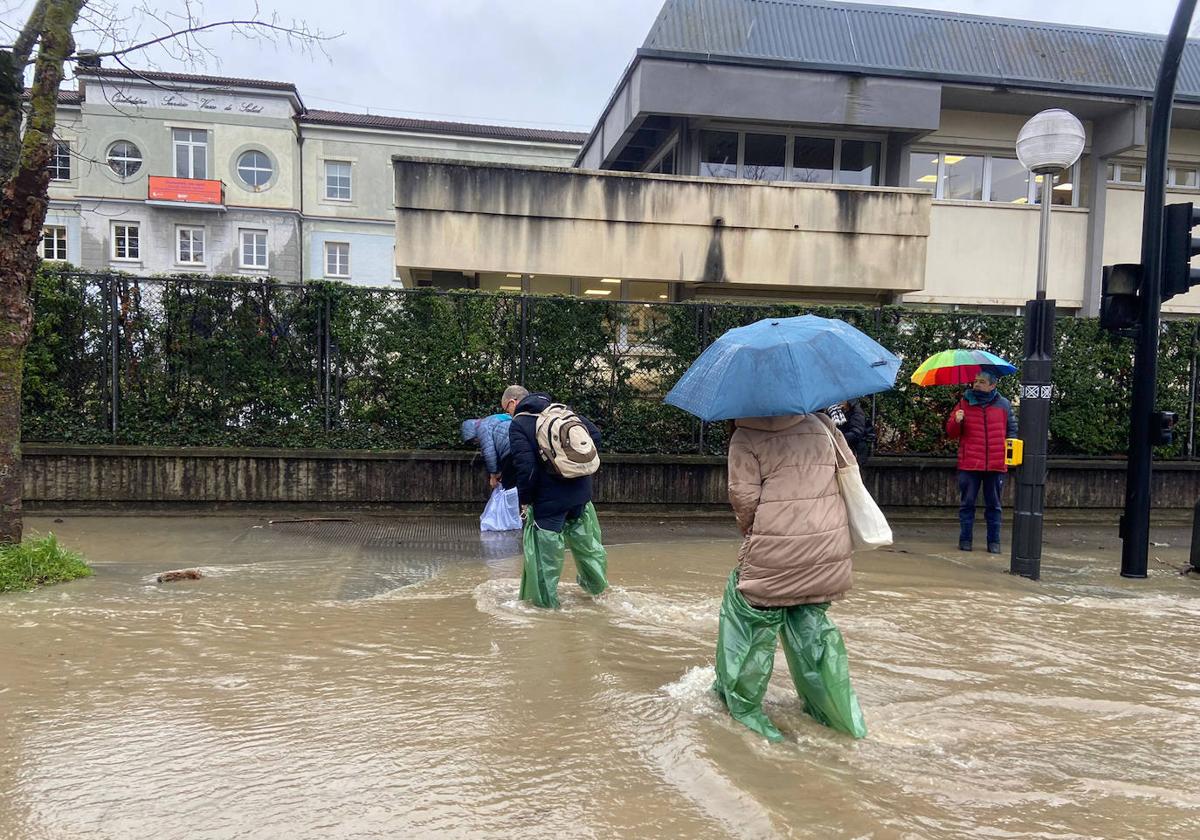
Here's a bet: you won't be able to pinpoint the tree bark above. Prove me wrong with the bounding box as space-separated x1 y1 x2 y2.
0 0 83 543
0 280 28 543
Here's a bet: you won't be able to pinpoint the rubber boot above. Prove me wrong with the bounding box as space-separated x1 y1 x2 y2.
519 514 566 609
563 502 609 596
712 570 785 742
780 603 868 739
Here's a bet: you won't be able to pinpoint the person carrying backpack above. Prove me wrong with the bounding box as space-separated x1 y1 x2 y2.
509 392 608 608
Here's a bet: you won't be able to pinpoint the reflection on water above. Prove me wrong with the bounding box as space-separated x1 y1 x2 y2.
2 515 1200 839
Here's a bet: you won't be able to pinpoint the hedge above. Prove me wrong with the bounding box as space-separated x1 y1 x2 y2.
20 265 1200 457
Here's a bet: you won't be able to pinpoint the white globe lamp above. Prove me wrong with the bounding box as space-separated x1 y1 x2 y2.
1016 109 1086 173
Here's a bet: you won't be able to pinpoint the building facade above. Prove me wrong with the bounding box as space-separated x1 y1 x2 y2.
42 67 583 287
392 0 1200 315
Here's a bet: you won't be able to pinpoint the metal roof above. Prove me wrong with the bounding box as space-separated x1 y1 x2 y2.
298 109 586 145
641 0 1200 102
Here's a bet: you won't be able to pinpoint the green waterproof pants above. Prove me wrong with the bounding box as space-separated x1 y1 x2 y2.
713 570 867 742
518 503 608 609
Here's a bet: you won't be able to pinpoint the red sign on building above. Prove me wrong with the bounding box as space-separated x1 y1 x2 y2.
147 176 223 205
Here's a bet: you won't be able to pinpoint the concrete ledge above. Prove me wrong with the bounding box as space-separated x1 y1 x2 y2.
19 445 1200 510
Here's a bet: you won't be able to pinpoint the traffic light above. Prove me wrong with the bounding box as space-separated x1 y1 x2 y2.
1161 202 1200 301
1099 263 1140 334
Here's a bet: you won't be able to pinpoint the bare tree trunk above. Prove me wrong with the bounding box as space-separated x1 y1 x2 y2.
0 1 325 542
0 0 83 543
0 253 34 543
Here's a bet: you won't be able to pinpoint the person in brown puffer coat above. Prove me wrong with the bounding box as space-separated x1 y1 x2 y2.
711 412 868 742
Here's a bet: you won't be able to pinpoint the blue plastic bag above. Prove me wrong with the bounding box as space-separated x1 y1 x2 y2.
480 486 521 531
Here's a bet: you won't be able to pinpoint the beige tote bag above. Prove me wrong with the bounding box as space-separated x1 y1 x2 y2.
818 414 893 551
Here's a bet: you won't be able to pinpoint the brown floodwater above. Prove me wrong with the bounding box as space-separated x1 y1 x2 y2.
2 514 1200 839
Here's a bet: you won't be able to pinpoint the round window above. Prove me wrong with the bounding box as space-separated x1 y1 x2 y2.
107 141 142 178
237 150 273 188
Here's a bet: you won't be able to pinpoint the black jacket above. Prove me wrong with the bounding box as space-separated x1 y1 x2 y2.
827 401 873 465
509 393 601 516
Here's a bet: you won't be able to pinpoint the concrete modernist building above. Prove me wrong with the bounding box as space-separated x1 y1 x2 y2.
41 67 583 286
393 0 1200 314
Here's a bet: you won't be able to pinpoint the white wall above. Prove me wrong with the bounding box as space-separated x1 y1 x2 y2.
1103 186 1200 314
907 202 1090 308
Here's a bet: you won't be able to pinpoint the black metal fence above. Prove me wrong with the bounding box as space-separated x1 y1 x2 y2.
22 269 1200 458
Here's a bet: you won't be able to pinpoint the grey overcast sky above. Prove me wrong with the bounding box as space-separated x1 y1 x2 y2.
1 0 1193 129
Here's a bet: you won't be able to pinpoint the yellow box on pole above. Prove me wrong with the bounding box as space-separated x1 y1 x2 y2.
1005 438 1024 467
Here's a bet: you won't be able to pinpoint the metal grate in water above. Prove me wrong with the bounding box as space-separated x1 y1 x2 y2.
233 517 523 601
252 517 522 563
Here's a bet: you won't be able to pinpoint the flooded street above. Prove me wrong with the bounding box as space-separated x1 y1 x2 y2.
3 514 1200 839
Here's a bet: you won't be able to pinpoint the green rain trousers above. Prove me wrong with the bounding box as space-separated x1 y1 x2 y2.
713 570 867 742
518 502 609 609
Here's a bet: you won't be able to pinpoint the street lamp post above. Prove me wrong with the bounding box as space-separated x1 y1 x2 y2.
1010 109 1086 580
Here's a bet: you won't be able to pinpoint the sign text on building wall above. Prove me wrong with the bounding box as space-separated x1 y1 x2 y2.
102 83 291 119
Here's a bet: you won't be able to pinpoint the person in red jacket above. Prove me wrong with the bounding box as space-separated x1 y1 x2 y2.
946 371 1018 554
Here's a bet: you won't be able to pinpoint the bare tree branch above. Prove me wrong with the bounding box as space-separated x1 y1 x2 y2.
80 16 338 61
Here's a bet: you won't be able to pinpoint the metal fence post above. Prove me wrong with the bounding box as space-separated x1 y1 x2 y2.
1189 322 1199 458
519 295 529 386
108 274 119 442
323 294 332 433
870 305 881 432
697 302 711 454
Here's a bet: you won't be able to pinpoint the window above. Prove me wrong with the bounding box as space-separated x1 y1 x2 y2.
699 131 738 178
942 154 985 201
647 146 676 175
791 137 836 183
324 241 350 278
910 150 1076 206
1108 162 1144 185
324 160 352 200
838 140 882 186
908 152 939 192
41 226 67 261
172 128 207 179
697 131 882 184
177 227 205 265
107 141 142 178
1170 166 1199 188
112 223 140 261
237 150 273 189
240 229 268 269
989 156 1030 204
528 275 572 296
49 140 71 180
1032 170 1075 207
742 133 786 181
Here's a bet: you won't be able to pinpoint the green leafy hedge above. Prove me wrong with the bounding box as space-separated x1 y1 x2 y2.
21 265 1200 457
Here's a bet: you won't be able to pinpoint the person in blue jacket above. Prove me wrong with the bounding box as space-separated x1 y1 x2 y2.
461 412 515 490
508 391 608 608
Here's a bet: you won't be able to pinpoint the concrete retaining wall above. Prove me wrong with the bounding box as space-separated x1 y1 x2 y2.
20 445 1200 511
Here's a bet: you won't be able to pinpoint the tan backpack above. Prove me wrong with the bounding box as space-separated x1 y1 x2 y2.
519 403 600 478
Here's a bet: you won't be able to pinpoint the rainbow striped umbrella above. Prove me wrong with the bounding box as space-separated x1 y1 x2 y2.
910 348 1017 387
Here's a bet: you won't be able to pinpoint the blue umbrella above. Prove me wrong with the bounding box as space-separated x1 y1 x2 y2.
664 315 900 421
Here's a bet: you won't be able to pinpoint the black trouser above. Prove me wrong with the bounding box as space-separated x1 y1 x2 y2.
958 470 1004 545
499 456 517 490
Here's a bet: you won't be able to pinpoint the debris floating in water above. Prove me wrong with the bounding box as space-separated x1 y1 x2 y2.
156 569 203 583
